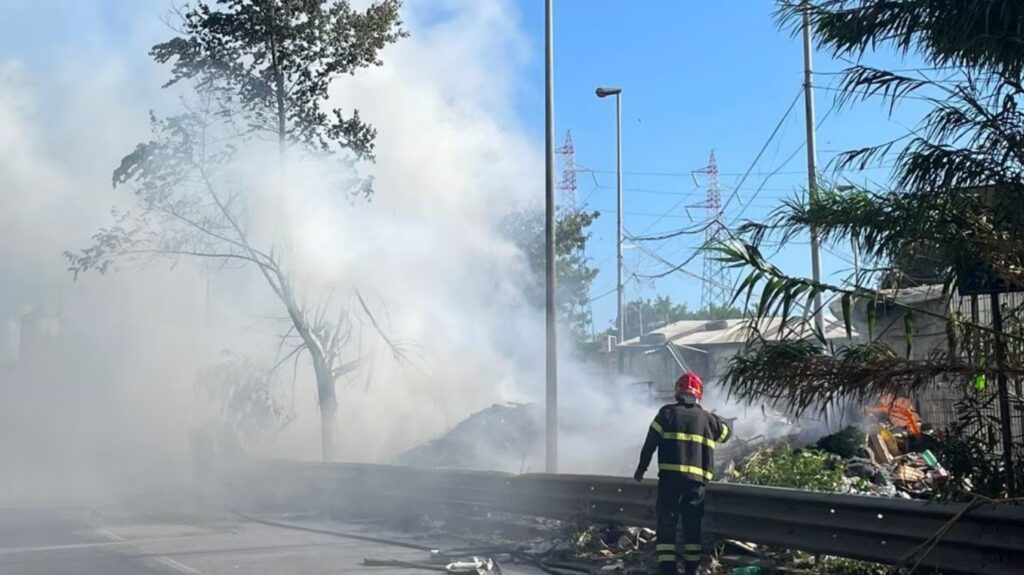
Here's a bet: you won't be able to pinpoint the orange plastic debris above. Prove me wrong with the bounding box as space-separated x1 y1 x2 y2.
867 395 922 437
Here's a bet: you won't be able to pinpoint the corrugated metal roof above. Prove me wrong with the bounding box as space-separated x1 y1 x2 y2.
622 315 852 347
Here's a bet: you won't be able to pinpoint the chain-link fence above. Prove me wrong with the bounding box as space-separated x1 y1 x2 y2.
915 292 1024 448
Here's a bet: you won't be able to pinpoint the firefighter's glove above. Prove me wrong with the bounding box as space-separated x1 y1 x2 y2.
633 467 645 483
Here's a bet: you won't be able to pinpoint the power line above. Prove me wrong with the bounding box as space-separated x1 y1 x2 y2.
722 88 803 211
636 249 703 281
586 285 618 304
628 220 714 242
583 164 897 178
824 244 855 266
816 85 939 103
580 184 601 207
624 94 841 289
727 97 839 226
629 197 692 238
660 242 704 262
577 170 701 239
628 236 733 291
590 207 728 220
600 93 812 294
818 65 972 75
629 90 835 275
590 184 801 197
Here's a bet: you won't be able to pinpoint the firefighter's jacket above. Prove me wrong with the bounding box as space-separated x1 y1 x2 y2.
637 400 731 483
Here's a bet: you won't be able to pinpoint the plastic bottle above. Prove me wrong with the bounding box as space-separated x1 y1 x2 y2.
730 567 762 575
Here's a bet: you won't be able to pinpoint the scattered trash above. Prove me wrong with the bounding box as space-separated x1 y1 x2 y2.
868 431 895 465
723 540 761 557
364 557 445 571
719 405 951 501
711 546 891 575
365 552 502 574
893 464 925 483
882 427 902 454
845 457 889 485
446 557 495 574
600 559 625 571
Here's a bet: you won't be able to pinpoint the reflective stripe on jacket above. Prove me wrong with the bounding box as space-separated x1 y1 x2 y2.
638 401 730 483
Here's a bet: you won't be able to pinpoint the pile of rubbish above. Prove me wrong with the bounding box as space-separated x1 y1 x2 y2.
825 426 949 498
823 396 951 499
396 403 543 472
720 396 952 499
395 401 643 476
397 511 884 575
383 513 657 574
568 523 657 572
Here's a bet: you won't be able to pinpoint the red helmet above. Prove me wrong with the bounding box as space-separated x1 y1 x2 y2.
675 371 704 401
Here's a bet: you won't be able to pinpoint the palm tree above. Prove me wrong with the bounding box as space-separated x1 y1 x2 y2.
717 1 1024 496
720 0 1024 409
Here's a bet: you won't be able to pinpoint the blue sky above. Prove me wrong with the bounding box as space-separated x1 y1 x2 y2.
1 0 931 334
510 1 929 333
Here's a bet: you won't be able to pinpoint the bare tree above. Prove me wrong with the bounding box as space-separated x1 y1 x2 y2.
67 0 407 460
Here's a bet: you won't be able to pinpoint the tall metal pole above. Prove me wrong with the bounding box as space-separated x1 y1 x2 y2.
543 0 558 474
802 2 825 334
615 92 624 371
851 238 860 285
991 293 1017 497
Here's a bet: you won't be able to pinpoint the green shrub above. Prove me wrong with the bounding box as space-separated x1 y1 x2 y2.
735 444 845 493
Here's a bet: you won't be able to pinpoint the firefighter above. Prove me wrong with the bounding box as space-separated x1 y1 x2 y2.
633 371 730 575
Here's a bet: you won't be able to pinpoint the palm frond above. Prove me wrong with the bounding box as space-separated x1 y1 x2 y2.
723 338 1024 417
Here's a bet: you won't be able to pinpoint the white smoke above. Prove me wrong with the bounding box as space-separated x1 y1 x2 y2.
0 0 670 502
0 58 220 500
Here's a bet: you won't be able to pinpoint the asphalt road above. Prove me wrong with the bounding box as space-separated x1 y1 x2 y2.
0 500 547 574
0 505 168 574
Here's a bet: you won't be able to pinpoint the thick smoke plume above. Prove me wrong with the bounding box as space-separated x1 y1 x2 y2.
1 0 681 504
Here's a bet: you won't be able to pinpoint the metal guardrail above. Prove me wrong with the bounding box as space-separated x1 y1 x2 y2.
230 460 1024 574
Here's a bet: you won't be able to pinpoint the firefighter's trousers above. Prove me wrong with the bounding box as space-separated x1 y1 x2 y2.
655 474 705 575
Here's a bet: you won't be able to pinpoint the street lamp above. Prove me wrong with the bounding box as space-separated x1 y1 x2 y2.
543 0 557 474
596 86 624 371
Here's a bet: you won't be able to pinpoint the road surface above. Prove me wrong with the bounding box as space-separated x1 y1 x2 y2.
0 499 547 574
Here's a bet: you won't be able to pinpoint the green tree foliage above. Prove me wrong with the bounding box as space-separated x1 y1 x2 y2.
716 1 1024 422
935 392 1024 499
66 0 406 461
502 208 600 346
154 0 405 160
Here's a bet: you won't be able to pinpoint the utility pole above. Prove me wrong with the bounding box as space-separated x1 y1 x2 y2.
595 86 623 371
802 1 825 334
616 93 623 356
544 0 558 474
